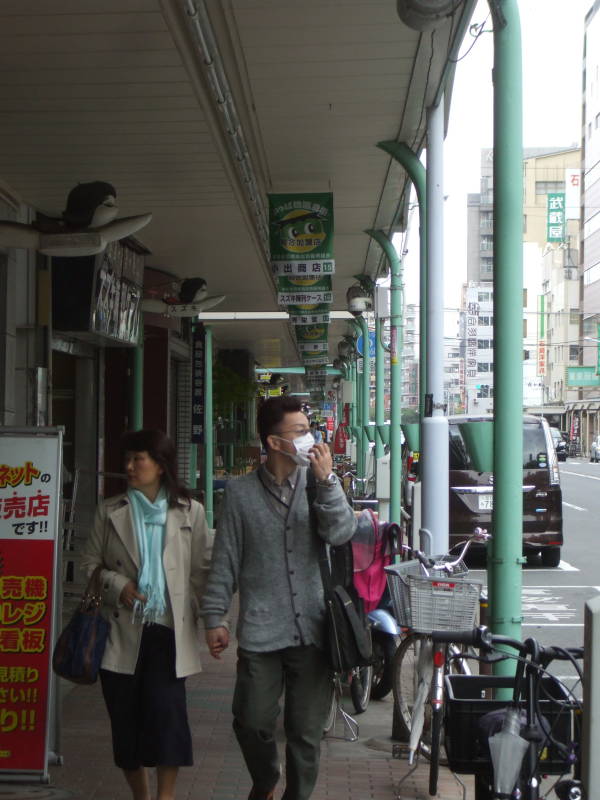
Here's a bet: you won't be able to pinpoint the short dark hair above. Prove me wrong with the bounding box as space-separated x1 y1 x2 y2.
120 429 191 508
257 396 304 450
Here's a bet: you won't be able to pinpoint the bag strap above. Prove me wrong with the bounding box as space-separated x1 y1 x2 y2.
332 584 372 659
82 565 104 608
306 470 334 595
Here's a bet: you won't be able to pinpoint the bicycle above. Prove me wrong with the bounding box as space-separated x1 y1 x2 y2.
342 470 377 510
385 528 489 795
430 625 583 800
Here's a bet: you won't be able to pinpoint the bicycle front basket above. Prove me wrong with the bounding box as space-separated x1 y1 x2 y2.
384 560 422 627
407 574 482 634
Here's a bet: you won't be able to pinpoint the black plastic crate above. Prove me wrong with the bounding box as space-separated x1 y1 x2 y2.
444 674 573 775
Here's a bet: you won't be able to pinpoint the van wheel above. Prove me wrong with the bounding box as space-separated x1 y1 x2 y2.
541 547 561 568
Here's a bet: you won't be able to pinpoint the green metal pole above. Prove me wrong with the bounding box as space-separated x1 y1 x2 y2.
366 229 403 524
350 360 360 472
377 142 426 418
374 316 385 459
489 0 523 655
204 326 214 527
357 315 371 478
189 323 198 490
355 351 364 479
226 402 235 472
130 319 144 430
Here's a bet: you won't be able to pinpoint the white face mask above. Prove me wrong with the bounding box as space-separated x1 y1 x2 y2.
278 431 315 467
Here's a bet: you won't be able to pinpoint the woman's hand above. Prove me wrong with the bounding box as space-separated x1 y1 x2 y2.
205 626 229 659
119 580 146 610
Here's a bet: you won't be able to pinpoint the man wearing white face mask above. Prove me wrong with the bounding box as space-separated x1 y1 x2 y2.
201 396 356 800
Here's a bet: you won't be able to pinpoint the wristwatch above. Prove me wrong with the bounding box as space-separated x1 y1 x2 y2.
317 472 337 488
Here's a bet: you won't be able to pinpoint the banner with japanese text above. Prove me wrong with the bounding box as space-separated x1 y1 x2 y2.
547 192 565 242
268 192 335 276
0 430 62 776
276 275 333 307
288 304 330 326
295 323 328 353
269 193 334 386
191 325 205 444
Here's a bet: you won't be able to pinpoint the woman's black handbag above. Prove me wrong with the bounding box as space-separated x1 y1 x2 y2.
306 473 373 674
52 566 110 685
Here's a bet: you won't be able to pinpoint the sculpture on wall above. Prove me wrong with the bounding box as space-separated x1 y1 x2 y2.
141 277 225 317
0 181 152 256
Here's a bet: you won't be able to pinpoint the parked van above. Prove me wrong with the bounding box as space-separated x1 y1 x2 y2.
448 414 563 567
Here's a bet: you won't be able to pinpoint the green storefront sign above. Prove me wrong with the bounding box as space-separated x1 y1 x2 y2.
547 192 565 242
567 366 600 387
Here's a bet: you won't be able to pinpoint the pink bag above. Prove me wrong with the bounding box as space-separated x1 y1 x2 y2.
351 510 392 612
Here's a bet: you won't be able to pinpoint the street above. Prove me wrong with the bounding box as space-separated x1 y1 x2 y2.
467 456 600 694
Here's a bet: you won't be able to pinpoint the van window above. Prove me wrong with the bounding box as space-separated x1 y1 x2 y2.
449 422 548 470
523 423 547 469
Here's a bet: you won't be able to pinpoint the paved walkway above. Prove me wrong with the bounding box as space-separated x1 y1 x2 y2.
26 635 475 800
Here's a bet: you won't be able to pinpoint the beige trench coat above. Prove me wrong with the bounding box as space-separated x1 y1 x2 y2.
81 492 213 678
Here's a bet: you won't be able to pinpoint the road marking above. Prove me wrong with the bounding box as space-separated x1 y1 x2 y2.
562 470 600 481
558 560 579 571
522 623 584 627
563 502 587 512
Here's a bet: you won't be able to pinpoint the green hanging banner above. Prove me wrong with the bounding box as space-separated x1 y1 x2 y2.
295 323 329 353
277 275 333 306
288 304 330 325
268 192 335 276
302 350 329 367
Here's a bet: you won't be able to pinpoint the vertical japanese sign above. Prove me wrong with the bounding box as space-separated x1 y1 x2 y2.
268 193 334 370
547 193 565 242
191 325 205 444
565 168 581 220
0 430 62 777
538 294 546 377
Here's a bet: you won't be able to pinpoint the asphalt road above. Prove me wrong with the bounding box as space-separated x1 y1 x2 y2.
468 456 600 695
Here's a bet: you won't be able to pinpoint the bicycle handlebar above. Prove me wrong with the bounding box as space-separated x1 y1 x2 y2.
431 625 584 663
414 527 490 576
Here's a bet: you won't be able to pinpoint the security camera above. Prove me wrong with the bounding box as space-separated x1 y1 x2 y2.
347 294 372 317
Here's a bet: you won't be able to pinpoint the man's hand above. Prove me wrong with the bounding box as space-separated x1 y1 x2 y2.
307 442 333 482
205 626 229 659
119 580 146 609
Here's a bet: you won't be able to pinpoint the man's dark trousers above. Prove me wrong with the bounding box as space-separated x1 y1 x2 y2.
232 644 332 800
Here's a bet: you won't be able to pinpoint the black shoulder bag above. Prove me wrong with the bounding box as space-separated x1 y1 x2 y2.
306 471 372 673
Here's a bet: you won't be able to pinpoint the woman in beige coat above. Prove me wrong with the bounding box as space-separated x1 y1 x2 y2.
82 429 213 800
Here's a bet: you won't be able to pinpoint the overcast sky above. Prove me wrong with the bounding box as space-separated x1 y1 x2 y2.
399 0 592 312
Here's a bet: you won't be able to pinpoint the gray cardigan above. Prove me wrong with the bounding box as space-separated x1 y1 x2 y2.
200 467 356 652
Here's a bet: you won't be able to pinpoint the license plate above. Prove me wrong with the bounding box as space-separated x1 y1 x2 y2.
478 494 493 510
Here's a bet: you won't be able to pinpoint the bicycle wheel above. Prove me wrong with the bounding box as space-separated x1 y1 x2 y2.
392 633 431 746
370 632 397 700
428 706 442 794
350 664 373 713
393 635 472 753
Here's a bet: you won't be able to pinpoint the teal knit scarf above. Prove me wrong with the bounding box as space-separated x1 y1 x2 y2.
127 487 168 624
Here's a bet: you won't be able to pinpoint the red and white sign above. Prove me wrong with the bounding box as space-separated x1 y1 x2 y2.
537 339 546 377
0 433 62 778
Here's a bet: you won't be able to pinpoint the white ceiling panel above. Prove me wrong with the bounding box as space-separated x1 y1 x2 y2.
0 0 474 368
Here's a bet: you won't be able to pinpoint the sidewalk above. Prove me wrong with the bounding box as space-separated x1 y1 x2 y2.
30 636 473 800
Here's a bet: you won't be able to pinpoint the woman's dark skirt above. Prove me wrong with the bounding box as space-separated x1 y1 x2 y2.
100 624 193 770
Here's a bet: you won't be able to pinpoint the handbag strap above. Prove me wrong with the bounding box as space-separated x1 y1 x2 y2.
306 470 334 595
82 565 104 608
